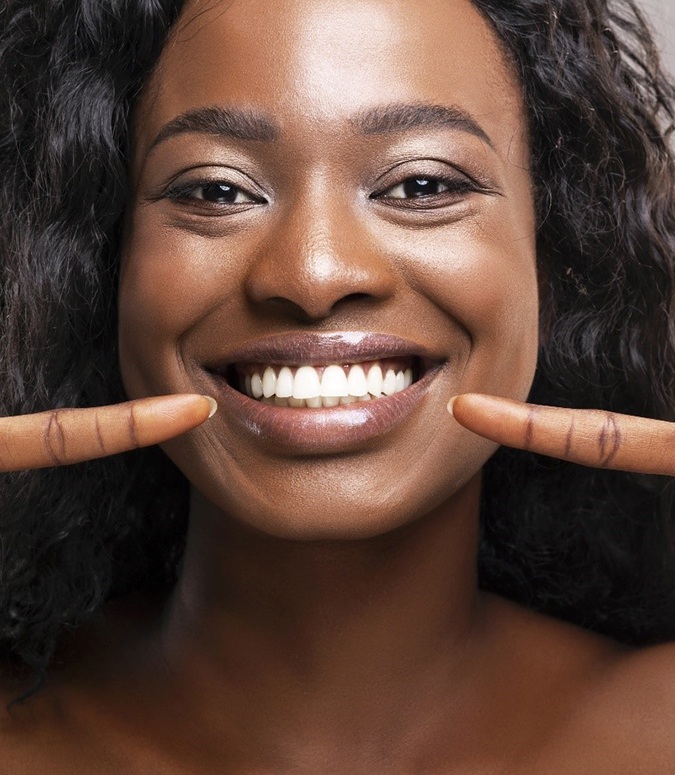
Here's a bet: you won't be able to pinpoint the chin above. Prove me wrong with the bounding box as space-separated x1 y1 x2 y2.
187 456 484 544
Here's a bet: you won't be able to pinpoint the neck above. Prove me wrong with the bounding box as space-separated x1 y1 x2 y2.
156 474 485 755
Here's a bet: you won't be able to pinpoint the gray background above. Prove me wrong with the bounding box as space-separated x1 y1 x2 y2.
643 0 675 77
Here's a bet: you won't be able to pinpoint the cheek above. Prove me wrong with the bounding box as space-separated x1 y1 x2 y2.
389 214 539 398
456 238 539 399
117 215 241 396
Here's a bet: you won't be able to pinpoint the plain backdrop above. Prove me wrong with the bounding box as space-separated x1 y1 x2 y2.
643 0 675 77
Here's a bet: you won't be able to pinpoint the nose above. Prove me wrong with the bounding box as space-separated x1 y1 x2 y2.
244 193 396 322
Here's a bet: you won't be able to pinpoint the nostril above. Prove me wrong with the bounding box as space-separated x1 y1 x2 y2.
327 292 385 317
253 294 378 324
340 292 372 304
259 297 314 321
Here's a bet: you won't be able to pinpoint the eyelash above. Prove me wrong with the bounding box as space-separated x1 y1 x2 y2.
372 175 478 207
164 179 265 206
162 174 479 211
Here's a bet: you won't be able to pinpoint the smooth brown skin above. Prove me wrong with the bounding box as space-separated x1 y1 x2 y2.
0 1 675 773
0 394 216 470
449 395 675 477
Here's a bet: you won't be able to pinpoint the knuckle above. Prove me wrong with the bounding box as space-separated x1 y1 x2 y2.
597 412 622 467
94 413 108 456
564 414 575 458
43 410 67 465
523 406 537 451
126 404 140 449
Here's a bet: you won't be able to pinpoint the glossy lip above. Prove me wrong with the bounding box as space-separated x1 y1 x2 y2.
204 331 441 370
201 332 446 454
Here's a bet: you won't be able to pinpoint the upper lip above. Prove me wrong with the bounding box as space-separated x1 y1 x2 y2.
203 332 444 371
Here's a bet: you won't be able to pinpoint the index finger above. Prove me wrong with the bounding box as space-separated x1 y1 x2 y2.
0 394 216 471
448 394 675 476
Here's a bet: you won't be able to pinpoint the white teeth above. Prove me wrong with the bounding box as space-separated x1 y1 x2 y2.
293 366 321 399
276 366 294 398
241 360 418 405
250 373 263 399
262 367 276 398
320 365 349 397
366 364 383 396
382 369 397 396
340 394 357 405
347 364 368 397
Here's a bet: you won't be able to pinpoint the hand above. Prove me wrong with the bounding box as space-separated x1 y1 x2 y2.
448 394 675 476
0 394 216 471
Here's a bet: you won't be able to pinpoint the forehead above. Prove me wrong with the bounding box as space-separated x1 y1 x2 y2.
134 0 525 162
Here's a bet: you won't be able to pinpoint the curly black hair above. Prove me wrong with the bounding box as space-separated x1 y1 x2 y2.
474 0 675 642
0 0 674 689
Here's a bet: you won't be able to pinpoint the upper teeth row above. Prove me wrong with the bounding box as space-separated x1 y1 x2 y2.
243 363 414 402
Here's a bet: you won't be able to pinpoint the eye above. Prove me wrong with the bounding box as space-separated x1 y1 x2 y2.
383 177 451 199
163 179 264 206
373 173 477 209
190 182 257 204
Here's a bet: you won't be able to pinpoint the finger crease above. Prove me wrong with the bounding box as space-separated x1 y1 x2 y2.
524 406 537 451
94 414 108 456
44 411 66 466
598 412 621 467
564 414 575 458
127 405 140 449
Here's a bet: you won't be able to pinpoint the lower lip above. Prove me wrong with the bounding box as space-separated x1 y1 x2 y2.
207 367 441 454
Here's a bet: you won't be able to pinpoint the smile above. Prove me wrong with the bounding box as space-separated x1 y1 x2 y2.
234 358 416 408
203 333 444 454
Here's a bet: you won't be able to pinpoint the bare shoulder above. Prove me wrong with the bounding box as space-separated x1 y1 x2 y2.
483 592 627 676
538 640 675 772
589 640 675 731
485 595 675 772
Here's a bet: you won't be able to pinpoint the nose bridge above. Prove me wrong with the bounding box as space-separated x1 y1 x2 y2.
244 172 395 319
295 188 347 280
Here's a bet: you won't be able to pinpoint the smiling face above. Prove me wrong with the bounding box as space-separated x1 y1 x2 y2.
119 0 539 540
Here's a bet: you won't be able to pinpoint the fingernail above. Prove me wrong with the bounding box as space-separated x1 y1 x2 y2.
447 396 456 415
205 396 218 418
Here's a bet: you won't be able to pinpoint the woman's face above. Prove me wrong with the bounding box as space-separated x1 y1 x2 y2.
120 0 538 540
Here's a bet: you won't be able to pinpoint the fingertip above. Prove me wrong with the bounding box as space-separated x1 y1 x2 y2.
447 395 457 415
205 396 218 418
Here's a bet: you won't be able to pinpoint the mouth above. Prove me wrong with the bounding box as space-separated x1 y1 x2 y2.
219 357 422 408
202 333 444 453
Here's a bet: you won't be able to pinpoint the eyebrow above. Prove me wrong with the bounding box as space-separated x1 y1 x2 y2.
146 101 493 155
354 103 494 147
147 106 280 153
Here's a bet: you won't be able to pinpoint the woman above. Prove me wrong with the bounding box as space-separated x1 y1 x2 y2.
1 0 675 770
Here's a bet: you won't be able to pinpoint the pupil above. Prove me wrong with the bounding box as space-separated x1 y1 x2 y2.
403 178 438 198
202 183 238 203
